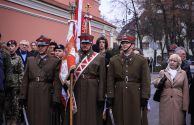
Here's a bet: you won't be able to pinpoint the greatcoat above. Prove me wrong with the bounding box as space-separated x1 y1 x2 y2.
73 49 106 125
107 53 151 125
20 54 62 125
158 68 189 125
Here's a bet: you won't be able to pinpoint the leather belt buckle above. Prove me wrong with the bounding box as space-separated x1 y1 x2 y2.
82 74 85 79
125 76 128 82
36 77 40 82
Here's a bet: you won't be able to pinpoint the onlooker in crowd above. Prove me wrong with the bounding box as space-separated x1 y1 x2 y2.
155 54 189 125
54 44 65 59
16 40 31 68
54 44 67 125
47 41 57 56
5 40 24 124
30 41 39 57
175 47 194 124
106 35 150 125
175 47 192 85
19 35 62 125
161 44 178 69
190 74 194 125
0 34 13 125
96 36 108 55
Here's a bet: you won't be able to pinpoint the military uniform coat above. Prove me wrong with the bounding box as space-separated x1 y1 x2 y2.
73 49 106 125
158 68 189 125
20 55 62 125
10 54 24 86
107 53 150 125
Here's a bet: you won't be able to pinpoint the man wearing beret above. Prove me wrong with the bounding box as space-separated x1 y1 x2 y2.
5 40 24 124
19 35 62 125
106 35 151 125
69 33 106 125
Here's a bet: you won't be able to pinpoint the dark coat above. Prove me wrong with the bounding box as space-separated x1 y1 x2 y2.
30 50 39 57
20 55 62 125
107 53 151 125
73 49 106 125
16 48 32 68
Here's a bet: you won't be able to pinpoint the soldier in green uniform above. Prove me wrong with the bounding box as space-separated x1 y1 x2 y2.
19 35 62 125
5 40 24 124
0 34 13 124
106 35 151 125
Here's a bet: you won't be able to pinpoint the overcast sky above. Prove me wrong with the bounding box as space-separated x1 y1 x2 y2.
99 0 128 29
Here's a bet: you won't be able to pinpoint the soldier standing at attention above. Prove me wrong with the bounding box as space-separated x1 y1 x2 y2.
71 33 106 125
5 40 24 124
19 35 62 125
106 35 151 125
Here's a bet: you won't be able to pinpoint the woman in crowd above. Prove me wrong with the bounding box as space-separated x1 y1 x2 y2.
155 54 189 125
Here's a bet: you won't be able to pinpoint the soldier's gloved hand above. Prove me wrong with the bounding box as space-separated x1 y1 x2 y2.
63 84 68 92
52 102 61 112
140 98 148 110
19 99 27 107
106 98 114 108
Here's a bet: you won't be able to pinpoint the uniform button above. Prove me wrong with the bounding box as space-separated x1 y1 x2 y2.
126 87 128 88
171 96 172 98
126 70 128 72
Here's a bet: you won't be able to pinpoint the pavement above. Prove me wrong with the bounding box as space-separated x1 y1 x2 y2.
148 73 191 125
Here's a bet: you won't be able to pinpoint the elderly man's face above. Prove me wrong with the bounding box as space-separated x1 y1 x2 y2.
177 50 186 61
20 44 29 51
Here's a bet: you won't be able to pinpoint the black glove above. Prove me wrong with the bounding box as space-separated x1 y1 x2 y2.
140 98 148 109
158 75 167 89
52 102 61 112
106 98 114 108
63 84 68 92
19 99 27 107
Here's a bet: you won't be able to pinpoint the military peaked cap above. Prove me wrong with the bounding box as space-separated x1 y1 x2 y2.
36 35 51 46
79 33 94 44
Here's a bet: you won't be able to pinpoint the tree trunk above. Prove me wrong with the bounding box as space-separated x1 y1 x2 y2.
131 0 143 50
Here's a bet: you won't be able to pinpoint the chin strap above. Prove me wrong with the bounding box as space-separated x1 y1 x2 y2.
123 44 133 53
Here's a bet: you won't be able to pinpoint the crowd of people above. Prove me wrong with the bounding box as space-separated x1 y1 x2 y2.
0 32 193 125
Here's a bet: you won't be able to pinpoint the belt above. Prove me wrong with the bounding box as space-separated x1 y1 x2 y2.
30 77 53 83
115 76 140 83
80 74 97 79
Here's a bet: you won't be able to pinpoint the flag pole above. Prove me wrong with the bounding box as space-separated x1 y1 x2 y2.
68 2 76 125
69 73 73 125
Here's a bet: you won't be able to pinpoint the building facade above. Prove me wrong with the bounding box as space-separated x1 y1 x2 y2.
0 0 116 48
